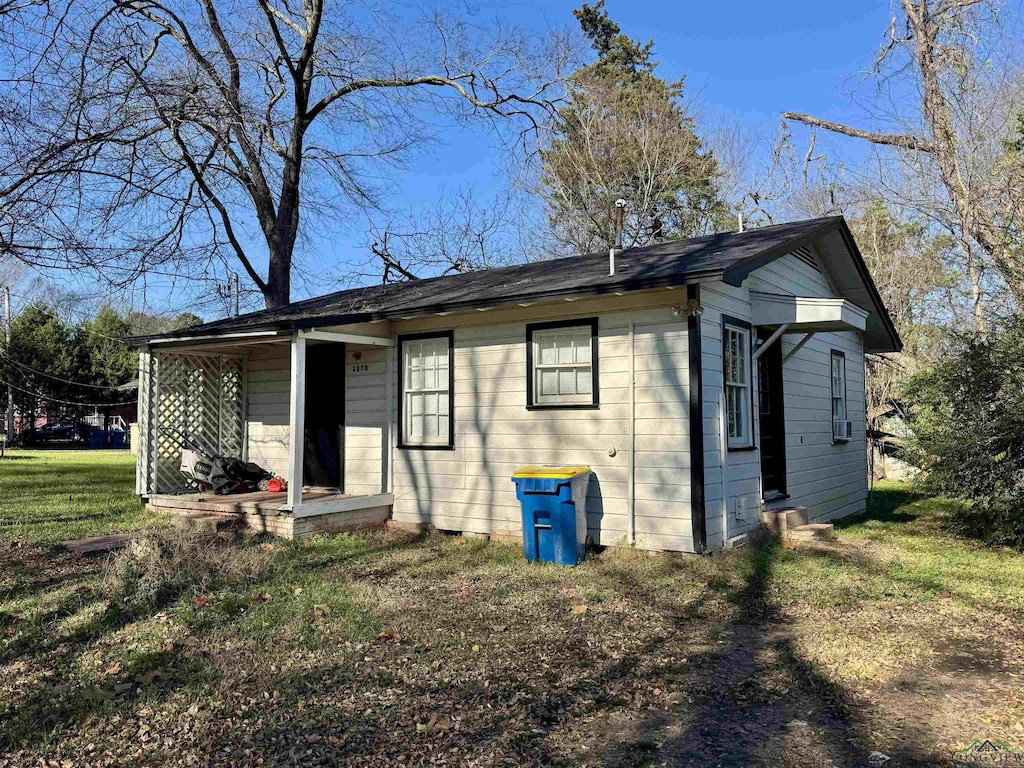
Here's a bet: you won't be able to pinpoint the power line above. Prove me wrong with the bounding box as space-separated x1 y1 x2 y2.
0 349 130 390
0 374 134 408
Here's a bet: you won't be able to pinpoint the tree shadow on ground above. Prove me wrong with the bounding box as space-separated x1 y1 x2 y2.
205 539 938 767
836 485 922 530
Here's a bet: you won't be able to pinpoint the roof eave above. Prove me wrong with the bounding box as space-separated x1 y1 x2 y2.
129 268 727 347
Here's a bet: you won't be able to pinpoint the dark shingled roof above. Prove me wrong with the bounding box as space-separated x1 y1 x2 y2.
135 216 899 350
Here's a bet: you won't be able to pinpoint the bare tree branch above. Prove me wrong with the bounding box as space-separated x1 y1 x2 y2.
782 112 934 152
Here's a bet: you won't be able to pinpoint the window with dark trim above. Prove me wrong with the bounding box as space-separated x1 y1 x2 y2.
398 331 455 449
526 318 599 409
830 350 849 443
722 315 754 450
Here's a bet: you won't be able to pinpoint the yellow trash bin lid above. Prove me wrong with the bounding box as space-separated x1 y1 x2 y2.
512 465 591 479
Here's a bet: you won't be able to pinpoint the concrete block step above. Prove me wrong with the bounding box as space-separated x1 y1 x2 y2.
783 523 836 542
761 506 808 534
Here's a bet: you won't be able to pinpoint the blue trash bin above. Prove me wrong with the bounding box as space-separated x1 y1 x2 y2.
109 430 125 449
511 466 591 566
87 427 105 448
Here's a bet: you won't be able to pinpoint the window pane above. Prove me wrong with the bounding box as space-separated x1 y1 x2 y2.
576 369 592 394
409 392 423 416
735 336 745 384
438 415 449 438
423 368 436 389
540 340 557 365
558 369 576 394
540 369 559 396
575 337 591 363
557 338 574 364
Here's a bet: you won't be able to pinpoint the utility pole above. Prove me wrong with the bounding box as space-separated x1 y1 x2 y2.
230 273 239 317
4 286 12 447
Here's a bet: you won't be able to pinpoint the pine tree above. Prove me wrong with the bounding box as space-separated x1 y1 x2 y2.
541 1 728 253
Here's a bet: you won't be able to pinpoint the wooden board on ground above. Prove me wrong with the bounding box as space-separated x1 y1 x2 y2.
61 534 131 556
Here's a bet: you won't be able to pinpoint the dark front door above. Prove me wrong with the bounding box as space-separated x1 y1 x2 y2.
757 329 787 497
303 343 344 489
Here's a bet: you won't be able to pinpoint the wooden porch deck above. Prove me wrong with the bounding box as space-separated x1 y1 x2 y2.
147 488 344 516
145 489 394 540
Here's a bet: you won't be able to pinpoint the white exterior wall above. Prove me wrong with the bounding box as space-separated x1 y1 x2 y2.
245 343 292 479
746 255 868 522
700 254 869 542
231 251 868 550
344 344 387 496
384 293 697 552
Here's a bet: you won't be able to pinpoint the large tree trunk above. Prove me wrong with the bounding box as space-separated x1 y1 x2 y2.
265 243 292 309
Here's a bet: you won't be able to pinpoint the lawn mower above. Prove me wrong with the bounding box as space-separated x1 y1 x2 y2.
160 426 278 495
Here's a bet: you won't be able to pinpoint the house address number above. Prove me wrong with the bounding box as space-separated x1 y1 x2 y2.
351 363 369 373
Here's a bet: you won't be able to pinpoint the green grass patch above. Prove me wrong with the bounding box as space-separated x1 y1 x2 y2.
0 449 162 542
5 456 1024 765
769 481 1024 618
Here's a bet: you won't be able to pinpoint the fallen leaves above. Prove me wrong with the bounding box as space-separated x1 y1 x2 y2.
193 594 212 608
571 604 588 615
376 629 401 644
311 604 331 620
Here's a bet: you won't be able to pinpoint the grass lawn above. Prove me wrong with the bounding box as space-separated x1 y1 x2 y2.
0 449 162 542
2 459 1024 767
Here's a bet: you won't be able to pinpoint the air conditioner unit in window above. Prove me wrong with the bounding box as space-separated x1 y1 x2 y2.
833 420 854 441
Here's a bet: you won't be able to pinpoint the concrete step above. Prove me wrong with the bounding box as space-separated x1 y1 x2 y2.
172 511 245 532
783 523 836 542
761 506 809 534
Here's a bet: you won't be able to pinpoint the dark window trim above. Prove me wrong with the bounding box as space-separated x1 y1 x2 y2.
687 285 706 554
721 314 755 452
397 330 455 450
525 317 600 410
830 349 848 444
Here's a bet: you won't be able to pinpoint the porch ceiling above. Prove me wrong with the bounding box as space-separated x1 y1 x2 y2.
750 291 868 334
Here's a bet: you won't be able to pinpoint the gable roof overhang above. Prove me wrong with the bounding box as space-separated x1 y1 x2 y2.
130 216 902 354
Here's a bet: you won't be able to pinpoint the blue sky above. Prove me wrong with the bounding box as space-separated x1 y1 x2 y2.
24 1 916 321
383 0 894 205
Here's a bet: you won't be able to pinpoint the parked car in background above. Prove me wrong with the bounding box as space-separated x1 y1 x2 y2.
19 420 92 445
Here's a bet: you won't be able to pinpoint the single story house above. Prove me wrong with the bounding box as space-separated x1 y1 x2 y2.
129 215 900 551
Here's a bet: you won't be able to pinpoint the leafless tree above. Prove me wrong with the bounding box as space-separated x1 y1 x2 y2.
0 1 570 308
355 186 528 284
784 0 1024 321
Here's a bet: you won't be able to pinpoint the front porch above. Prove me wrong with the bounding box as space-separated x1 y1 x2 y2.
135 323 398 539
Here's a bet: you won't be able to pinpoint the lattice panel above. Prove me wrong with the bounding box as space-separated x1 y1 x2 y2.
150 353 246 493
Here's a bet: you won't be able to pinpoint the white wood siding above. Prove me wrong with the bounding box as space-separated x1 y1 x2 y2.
699 281 762 544
383 297 697 552
698 253 869 542
344 344 387 495
245 344 291 479
233 250 867 549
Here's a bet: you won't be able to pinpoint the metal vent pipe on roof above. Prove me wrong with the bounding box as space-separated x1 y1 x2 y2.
609 198 627 276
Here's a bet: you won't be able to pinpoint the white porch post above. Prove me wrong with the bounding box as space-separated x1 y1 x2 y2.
287 334 306 509
385 344 395 494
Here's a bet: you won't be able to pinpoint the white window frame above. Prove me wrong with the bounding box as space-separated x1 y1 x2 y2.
526 319 598 409
723 321 753 449
399 333 453 449
831 350 849 443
